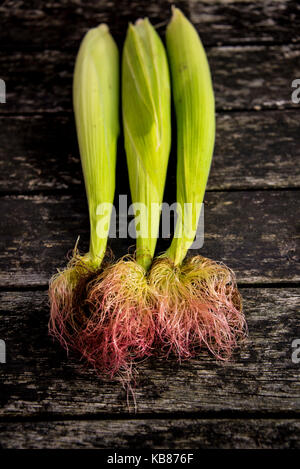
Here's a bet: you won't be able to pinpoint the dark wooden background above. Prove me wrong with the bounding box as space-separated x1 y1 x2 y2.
0 0 299 449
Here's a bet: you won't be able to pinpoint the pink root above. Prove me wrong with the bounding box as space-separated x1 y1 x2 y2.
149 255 247 360
48 255 98 354
79 257 156 377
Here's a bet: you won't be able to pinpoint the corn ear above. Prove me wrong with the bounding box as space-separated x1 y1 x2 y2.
165 8 215 265
73 24 119 267
122 18 171 271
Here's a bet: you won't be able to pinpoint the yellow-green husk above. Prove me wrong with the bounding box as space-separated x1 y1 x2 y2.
165 7 215 265
122 18 171 270
73 24 119 267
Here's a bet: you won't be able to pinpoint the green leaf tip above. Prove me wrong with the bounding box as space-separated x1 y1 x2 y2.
169 5 184 22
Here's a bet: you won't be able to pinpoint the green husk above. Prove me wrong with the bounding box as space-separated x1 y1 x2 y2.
73 24 119 267
165 7 215 265
122 18 171 270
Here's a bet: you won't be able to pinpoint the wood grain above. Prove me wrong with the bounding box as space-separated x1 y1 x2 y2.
0 288 299 417
0 190 299 287
0 419 299 449
1 44 299 114
0 1 299 50
0 110 299 194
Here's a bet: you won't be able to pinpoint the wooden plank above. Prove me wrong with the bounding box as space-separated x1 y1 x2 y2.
0 419 299 449
211 110 300 190
0 110 299 194
0 115 81 193
0 288 299 417
1 44 299 114
0 190 298 288
0 1 299 50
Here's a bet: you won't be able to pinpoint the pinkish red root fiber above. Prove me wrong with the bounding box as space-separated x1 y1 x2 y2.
149 255 247 360
48 255 99 354
49 253 247 380
79 257 156 378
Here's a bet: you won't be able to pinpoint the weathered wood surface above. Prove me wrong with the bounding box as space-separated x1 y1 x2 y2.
1 44 299 114
0 288 299 417
0 419 299 449
0 0 299 450
0 190 299 288
1 110 299 194
1 1 299 50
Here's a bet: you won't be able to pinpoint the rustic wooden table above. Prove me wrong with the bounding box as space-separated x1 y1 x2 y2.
0 0 299 449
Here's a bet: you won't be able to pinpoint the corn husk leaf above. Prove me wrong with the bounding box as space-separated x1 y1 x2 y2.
166 8 215 265
73 24 119 267
122 18 171 270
